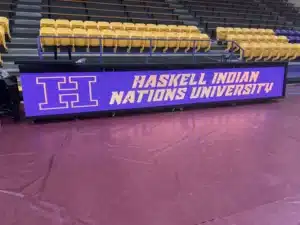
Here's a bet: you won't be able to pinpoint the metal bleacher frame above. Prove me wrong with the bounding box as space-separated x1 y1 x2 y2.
37 35 243 63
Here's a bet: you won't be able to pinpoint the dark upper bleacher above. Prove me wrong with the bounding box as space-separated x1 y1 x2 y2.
179 0 298 36
41 0 186 25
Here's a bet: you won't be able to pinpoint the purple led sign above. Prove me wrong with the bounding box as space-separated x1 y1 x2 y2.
20 67 285 117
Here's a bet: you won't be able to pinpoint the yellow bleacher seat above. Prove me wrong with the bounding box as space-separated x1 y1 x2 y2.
110 22 123 30
135 23 146 31
165 32 178 52
115 30 130 52
265 29 274 35
0 26 7 51
157 24 169 32
239 42 251 60
249 43 262 61
84 21 97 30
123 23 135 31
152 31 166 52
87 29 101 49
177 25 189 33
175 32 189 52
241 28 251 34
249 28 259 35
188 25 200 33
0 17 11 40
140 31 153 52
101 29 116 48
56 28 72 48
72 28 88 51
233 27 242 35
55 19 70 29
128 30 143 52
200 33 211 52
40 18 55 28
168 25 179 32
277 36 288 43
71 20 84 29
39 27 56 50
216 27 226 40
289 44 300 61
146 24 157 32
98 21 110 30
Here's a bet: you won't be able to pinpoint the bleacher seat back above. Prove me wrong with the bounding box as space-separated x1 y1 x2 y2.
129 31 143 47
40 27 56 46
101 29 116 47
73 28 87 47
40 18 55 28
115 30 130 47
98 21 110 30
71 20 84 29
84 21 97 30
146 24 157 32
87 29 101 47
55 19 70 28
110 22 123 30
123 23 135 31
135 23 146 31
56 28 72 46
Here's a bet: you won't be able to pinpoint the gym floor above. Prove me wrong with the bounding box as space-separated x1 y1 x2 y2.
1 86 300 225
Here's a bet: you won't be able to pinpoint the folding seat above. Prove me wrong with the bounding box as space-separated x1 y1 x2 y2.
175 32 189 52
241 28 251 34
141 31 153 52
39 27 56 51
277 36 288 43
72 28 88 51
87 29 101 50
282 44 295 61
157 24 169 32
249 43 262 61
110 22 124 31
289 44 300 61
168 25 180 32
98 21 110 31
216 27 226 41
114 30 130 52
265 29 274 35
177 25 189 33
71 20 84 29
101 29 116 49
135 23 146 31
225 27 234 38
0 17 11 40
56 28 73 50
152 31 167 52
164 32 178 52
225 34 236 51
239 42 251 60
258 42 272 61
200 33 211 52
233 27 243 35
123 22 136 31
146 24 158 32
40 18 55 28
55 19 70 29
188 25 200 33
84 21 98 30
188 32 202 53
128 30 143 52
273 43 290 61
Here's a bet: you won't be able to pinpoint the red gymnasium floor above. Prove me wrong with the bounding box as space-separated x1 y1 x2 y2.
1 94 300 225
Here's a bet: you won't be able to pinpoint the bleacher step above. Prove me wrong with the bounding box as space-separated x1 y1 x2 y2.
14 19 40 26
13 27 39 34
17 0 42 3
15 11 41 18
8 48 37 54
16 4 41 12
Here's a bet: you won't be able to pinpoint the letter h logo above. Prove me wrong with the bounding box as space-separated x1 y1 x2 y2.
36 76 99 111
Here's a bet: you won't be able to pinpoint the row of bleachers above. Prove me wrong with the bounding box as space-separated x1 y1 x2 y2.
180 0 295 35
40 19 200 33
240 42 300 61
216 27 276 41
41 0 184 25
39 28 211 53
